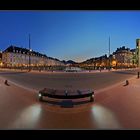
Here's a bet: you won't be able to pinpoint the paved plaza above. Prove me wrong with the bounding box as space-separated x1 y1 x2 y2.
0 69 140 129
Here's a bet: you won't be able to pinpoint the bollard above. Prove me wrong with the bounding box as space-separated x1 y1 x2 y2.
4 80 9 86
4 80 8 85
124 80 129 86
138 72 140 79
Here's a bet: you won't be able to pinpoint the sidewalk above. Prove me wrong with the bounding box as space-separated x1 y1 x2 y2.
0 75 140 129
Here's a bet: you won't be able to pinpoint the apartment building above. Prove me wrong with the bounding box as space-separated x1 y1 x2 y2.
2 45 65 67
113 46 136 68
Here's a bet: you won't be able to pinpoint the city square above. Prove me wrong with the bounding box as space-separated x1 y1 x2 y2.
0 68 139 129
0 11 140 129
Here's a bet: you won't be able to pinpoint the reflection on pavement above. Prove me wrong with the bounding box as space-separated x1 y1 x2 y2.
9 103 42 128
91 104 121 129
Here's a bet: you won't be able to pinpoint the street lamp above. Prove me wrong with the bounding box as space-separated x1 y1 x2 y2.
28 34 31 72
108 37 111 71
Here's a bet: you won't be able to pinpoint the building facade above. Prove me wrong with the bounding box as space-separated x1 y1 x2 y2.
113 46 136 68
136 39 140 67
0 51 2 67
2 45 65 67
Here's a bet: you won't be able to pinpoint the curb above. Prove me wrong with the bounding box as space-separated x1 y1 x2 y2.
0 70 138 95
0 68 138 74
95 75 137 94
0 76 38 93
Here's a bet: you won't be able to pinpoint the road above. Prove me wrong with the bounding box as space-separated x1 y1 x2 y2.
0 69 138 91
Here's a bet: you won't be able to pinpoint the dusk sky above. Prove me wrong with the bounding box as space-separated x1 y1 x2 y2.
0 11 140 62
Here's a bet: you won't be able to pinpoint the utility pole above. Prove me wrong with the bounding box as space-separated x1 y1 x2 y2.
109 36 110 71
29 34 31 72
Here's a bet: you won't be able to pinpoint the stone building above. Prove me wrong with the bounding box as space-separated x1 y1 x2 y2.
113 46 136 68
2 45 65 67
136 39 140 67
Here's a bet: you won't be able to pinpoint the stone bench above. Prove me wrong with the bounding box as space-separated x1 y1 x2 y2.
38 88 94 106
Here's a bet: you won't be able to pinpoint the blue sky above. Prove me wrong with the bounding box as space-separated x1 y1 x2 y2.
0 11 140 62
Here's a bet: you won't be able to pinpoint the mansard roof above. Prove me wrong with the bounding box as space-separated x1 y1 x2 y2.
3 45 47 57
3 45 63 63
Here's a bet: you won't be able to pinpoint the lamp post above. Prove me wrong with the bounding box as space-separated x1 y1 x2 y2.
109 37 111 71
29 34 31 72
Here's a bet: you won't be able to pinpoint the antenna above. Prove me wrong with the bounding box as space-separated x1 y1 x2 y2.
29 34 31 51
